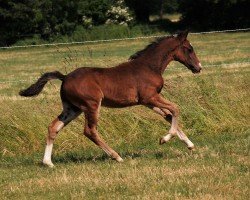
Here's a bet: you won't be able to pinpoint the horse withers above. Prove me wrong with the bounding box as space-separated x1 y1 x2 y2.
20 30 202 167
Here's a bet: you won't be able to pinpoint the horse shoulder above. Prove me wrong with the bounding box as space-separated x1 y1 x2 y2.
135 68 164 104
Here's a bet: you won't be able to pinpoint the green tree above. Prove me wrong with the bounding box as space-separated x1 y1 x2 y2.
0 0 115 45
78 0 113 25
0 0 40 45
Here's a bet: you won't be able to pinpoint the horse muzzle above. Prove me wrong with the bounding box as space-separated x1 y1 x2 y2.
191 63 202 73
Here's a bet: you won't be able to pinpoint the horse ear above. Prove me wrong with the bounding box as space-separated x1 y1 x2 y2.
177 30 189 42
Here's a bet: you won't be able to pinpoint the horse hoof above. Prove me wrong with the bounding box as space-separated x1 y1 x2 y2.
187 145 195 150
116 157 124 162
159 138 166 145
43 160 55 168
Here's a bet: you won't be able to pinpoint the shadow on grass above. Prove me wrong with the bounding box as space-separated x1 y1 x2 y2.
0 145 189 168
0 139 202 168
2 130 248 168
52 145 192 165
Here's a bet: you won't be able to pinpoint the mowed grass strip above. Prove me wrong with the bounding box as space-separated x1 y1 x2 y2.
0 32 249 199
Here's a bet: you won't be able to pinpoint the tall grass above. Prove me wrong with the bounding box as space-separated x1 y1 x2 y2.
0 32 249 199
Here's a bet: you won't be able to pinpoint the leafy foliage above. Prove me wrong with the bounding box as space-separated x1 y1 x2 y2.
0 0 249 46
105 0 134 25
0 0 114 45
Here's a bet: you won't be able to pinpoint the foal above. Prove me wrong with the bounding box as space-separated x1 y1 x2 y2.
20 30 202 167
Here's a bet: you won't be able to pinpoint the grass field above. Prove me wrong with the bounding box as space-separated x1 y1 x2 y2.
0 32 249 199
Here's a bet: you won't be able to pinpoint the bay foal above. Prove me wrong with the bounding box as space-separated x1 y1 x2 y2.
20 30 202 167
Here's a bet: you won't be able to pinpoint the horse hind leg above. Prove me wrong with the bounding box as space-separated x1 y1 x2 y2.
42 102 81 167
83 104 123 162
42 118 64 167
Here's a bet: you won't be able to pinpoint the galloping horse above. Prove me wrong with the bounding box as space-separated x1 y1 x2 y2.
20 30 202 167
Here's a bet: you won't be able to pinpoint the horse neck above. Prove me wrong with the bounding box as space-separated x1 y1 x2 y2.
136 44 175 75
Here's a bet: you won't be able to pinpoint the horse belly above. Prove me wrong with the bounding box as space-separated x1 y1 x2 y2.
102 88 139 108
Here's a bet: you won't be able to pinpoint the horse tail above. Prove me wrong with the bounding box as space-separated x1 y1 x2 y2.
19 71 65 97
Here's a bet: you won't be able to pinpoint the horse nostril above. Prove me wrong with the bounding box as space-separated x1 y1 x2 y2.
193 66 201 73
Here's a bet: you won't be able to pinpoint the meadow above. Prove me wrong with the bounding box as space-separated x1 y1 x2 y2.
0 32 249 199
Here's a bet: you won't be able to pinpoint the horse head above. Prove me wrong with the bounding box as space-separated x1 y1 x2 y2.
173 30 202 73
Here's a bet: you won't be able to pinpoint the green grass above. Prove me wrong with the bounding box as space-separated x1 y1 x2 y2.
0 32 250 199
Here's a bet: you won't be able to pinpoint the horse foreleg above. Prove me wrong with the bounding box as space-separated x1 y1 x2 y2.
175 129 194 150
148 94 179 134
152 107 175 143
150 95 194 150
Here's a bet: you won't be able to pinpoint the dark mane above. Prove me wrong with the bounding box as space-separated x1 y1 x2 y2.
129 36 173 60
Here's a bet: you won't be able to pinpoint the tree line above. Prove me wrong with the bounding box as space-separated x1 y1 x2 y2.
0 0 249 46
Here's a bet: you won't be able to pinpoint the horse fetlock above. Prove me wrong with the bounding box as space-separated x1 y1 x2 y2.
42 159 54 168
169 128 177 135
160 133 173 145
